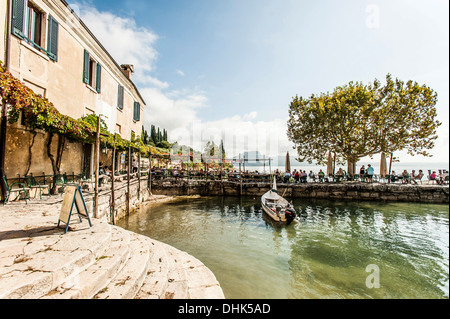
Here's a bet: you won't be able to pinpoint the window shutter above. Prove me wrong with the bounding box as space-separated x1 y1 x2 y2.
117 85 124 110
133 102 140 121
96 63 102 93
11 0 25 38
47 15 59 61
83 50 90 84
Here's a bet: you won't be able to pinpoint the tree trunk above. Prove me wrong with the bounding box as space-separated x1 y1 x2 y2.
47 132 66 195
25 131 37 176
0 110 7 201
347 160 356 178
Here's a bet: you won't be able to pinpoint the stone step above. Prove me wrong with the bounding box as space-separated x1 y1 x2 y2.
0 219 112 299
135 239 224 299
42 226 131 299
93 231 150 299
134 238 173 299
164 244 224 299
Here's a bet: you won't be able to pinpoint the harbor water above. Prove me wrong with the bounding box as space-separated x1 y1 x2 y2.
118 196 449 299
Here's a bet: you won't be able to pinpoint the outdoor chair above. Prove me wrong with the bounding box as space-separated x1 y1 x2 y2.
23 176 50 199
54 173 78 192
2 176 30 204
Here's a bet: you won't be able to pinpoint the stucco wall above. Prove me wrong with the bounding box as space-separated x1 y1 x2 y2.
4 123 84 178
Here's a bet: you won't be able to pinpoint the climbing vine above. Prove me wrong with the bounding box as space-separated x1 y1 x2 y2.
0 61 167 157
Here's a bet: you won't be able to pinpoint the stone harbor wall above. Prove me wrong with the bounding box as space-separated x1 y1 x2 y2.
148 179 449 204
83 179 151 222
78 178 447 225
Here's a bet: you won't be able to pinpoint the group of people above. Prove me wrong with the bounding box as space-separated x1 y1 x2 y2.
275 169 329 183
395 169 425 184
378 169 449 185
432 170 449 185
97 161 449 187
358 164 375 183
390 169 448 185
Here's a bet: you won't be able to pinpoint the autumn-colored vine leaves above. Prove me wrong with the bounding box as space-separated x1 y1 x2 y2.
287 74 441 172
0 61 164 156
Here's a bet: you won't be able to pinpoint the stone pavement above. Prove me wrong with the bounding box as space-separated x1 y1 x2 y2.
0 196 225 299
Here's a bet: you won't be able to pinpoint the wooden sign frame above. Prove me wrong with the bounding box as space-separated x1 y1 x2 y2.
58 185 92 233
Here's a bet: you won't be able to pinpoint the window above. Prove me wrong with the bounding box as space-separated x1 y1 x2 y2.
117 85 124 110
11 0 58 61
83 50 101 93
24 2 43 47
133 102 140 122
115 124 122 135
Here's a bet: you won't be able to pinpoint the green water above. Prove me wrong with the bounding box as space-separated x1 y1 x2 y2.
117 197 449 299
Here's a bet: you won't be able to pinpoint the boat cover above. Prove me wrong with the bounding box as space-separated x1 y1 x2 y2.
263 191 282 201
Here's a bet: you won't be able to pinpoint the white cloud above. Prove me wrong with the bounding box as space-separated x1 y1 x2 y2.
71 2 298 159
141 88 208 132
72 2 159 75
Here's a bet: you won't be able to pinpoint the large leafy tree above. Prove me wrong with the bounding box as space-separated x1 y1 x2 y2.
287 75 441 174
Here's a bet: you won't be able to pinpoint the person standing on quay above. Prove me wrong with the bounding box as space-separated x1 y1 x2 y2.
367 164 374 183
360 165 366 182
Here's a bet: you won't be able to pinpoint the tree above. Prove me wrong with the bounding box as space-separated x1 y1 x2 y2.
141 125 149 145
219 139 226 162
150 125 157 145
287 74 441 174
203 141 220 160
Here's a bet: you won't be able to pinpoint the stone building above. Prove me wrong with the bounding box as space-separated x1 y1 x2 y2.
0 0 146 180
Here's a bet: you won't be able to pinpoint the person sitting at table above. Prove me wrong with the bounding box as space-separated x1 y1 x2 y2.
430 171 437 182
300 170 307 183
336 168 344 182
318 169 325 182
401 170 410 184
293 170 300 183
309 170 316 182
438 170 448 185
284 171 291 183
412 170 424 184
390 170 398 183
98 162 109 186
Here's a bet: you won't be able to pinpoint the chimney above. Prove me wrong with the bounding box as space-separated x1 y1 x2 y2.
121 64 134 81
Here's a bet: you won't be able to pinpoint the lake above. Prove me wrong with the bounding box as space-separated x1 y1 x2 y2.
117 196 449 299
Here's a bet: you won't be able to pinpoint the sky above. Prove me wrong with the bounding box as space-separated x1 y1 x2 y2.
69 0 449 166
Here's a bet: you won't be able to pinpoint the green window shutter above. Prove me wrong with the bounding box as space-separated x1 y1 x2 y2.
47 15 59 61
133 102 140 121
96 63 102 93
117 85 124 110
11 0 25 38
83 49 90 84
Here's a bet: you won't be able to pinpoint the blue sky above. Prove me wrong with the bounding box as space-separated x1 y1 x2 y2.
71 0 449 165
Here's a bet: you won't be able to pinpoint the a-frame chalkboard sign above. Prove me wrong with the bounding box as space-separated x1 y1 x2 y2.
58 185 92 233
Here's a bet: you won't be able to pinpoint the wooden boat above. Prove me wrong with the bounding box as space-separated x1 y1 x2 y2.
261 178 297 224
